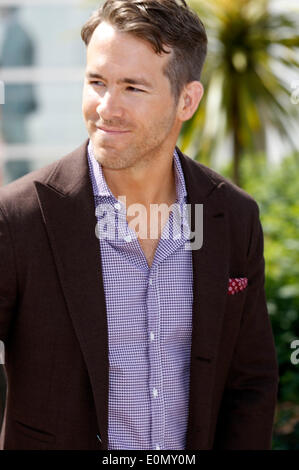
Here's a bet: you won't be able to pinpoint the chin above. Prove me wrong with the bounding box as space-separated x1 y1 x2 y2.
90 136 138 169
92 142 116 161
92 149 129 170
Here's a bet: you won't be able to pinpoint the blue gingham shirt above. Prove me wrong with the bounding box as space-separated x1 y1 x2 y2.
87 140 193 450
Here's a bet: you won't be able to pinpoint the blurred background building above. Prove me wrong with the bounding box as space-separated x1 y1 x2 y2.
0 0 95 186
0 6 37 181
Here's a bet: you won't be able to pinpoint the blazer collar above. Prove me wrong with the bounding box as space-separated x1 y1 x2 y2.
41 140 220 201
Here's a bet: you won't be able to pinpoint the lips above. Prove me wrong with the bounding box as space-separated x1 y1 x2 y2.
96 126 130 134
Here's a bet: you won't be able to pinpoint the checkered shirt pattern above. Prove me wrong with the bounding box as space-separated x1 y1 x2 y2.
87 140 193 450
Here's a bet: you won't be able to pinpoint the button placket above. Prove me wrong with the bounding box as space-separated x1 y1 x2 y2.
147 265 165 450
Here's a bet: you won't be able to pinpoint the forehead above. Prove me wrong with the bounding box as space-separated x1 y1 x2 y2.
86 21 171 79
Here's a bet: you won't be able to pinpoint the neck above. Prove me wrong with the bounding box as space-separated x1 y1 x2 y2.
102 150 177 209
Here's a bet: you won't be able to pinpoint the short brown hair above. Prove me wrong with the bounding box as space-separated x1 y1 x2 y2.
81 0 207 102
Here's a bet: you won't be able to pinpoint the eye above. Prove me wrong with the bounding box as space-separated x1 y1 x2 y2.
127 86 145 93
91 81 105 87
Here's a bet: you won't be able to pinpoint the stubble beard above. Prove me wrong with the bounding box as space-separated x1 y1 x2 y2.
90 106 178 171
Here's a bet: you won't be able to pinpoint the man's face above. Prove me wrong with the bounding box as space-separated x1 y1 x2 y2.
82 21 182 170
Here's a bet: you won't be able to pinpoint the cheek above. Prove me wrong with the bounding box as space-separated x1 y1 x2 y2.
82 88 98 118
138 99 173 129
132 100 160 124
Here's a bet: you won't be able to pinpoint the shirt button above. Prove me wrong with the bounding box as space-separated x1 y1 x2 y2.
153 387 158 398
114 202 121 210
150 332 155 341
149 278 153 286
124 235 132 242
156 444 161 450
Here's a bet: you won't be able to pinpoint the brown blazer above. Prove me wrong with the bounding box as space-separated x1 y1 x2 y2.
0 140 279 450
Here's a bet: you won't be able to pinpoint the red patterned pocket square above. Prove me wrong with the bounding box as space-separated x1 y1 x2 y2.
228 277 248 295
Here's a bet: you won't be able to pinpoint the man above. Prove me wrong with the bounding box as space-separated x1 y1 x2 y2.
0 0 278 450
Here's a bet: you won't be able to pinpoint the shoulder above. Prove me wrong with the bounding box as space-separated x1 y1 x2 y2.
0 141 88 218
0 161 56 219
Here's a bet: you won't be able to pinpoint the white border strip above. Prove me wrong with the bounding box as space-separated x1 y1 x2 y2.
0 67 85 84
0 144 77 160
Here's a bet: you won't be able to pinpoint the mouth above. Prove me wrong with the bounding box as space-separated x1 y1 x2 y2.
96 126 130 135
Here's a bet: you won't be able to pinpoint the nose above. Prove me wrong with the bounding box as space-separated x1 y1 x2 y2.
96 89 123 121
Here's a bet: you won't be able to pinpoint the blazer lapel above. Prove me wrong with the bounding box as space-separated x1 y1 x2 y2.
34 140 109 448
178 148 229 449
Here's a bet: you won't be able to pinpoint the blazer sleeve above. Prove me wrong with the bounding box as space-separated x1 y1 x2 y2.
0 206 18 343
213 202 279 449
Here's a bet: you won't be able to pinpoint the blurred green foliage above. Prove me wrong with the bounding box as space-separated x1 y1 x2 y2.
221 153 299 448
180 0 299 186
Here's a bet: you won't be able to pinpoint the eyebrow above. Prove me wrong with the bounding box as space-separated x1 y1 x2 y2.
86 72 153 89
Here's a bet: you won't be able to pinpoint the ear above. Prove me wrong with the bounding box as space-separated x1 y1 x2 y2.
177 81 204 122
